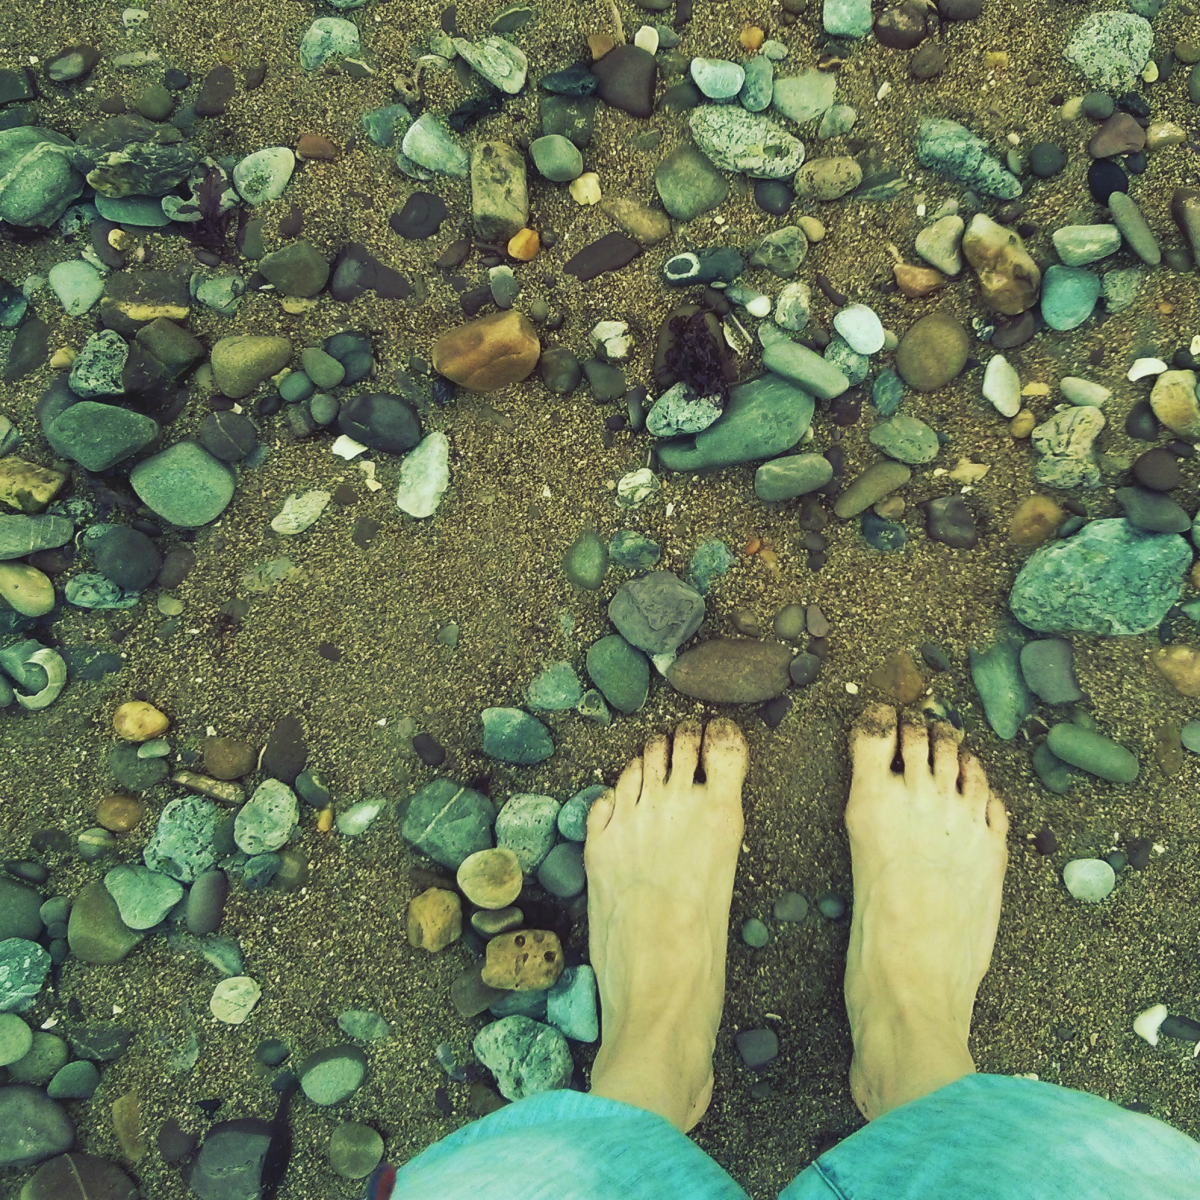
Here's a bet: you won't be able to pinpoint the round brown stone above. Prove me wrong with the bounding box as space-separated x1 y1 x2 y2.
97 793 144 833
112 700 170 742
1008 495 1063 546
456 848 523 910
203 736 257 780
431 310 540 392
895 312 970 391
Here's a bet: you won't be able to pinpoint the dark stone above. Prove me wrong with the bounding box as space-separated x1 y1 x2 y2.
0 1087 75 1170
861 511 908 551
540 64 598 96
753 179 794 216
20 1152 138 1200
337 393 421 454
910 43 947 79
92 525 162 590
920 642 951 671
330 243 411 302
0 67 35 105
590 45 657 119
1125 398 1160 440
789 652 821 686
100 271 191 336
69 1024 133 1061
3 317 50 381
157 546 196 588
187 1118 273 1200
260 715 307 785
1028 142 1066 177
1133 448 1183 490
1087 159 1128 204
390 192 448 239
563 232 641 282
199 410 258 462
277 205 303 239
194 65 236 116
412 732 446 766
924 495 977 548
1114 487 1191 533
874 0 931 48
938 0 982 17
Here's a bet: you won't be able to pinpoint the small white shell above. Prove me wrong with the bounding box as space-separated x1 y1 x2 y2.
14 647 67 711
1133 1002 1168 1048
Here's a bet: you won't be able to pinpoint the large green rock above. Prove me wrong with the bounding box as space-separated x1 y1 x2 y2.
586 634 650 713
129 440 235 527
399 778 496 869
1009 519 1191 635
0 127 87 227
687 106 805 179
915 118 1022 200
74 113 197 198
968 638 1032 740
46 401 159 471
481 707 554 764
473 1015 573 1100
142 795 221 883
0 939 49 1012
0 879 43 942
0 1085 74 1169
656 372 815 472
1064 11 1153 91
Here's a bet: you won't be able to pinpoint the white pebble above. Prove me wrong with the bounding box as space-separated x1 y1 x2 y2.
746 294 772 318
633 24 659 54
832 303 884 355
982 354 1021 417
211 977 262 1025
1133 1003 1168 1047
1190 334 1200 356
1127 357 1167 381
332 435 368 460
1059 376 1111 407
569 172 601 205
1062 858 1116 903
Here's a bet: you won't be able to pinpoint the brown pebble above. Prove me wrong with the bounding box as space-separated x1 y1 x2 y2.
202 736 256 780
471 906 524 937
1008 494 1063 545
97 793 144 833
867 649 925 705
1009 409 1036 438
297 133 338 160
1133 447 1184 491
588 32 616 59
456 848 523 910
468 1081 508 1116
1154 721 1183 776
911 43 947 79
481 929 565 991
806 604 830 638
113 700 169 742
407 887 463 953
894 262 947 298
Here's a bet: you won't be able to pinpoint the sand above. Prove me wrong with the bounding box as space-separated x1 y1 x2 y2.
2 0 1200 1195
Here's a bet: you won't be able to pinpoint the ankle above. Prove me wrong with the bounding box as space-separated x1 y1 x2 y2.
590 1025 714 1131
849 1003 976 1120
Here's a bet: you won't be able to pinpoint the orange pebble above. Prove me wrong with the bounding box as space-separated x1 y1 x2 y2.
507 228 540 261
1159 301 1175 315
588 32 616 60
97 793 144 833
744 537 761 555
740 26 765 52
317 806 335 834
894 263 947 299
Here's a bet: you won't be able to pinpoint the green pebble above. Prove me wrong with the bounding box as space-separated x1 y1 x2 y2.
1046 724 1138 783
329 1121 385 1180
8 1032 69 1083
741 918 770 947
47 1057 101 1099
300 347 345 389
586 633 650 714
562 528 608 589
0 1012 33 1066
1081 92 1114 119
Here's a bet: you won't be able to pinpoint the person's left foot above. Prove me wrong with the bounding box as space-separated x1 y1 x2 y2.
586 720 748 1132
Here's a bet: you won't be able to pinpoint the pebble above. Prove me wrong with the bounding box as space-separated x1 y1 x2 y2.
210 975 261 1024
587 633 650 714
795 156 862 201
690 58 745 99
537 842 586 898
739 56 774 112
773 892 809 922
530 134 583 182
453 36 527 93
402 114 469 177
1046 723 1138 782
47 1059 101 1101
396 432 450 519
895 312 969 391
457 848 523 910
666 639 792 703
1064 12 1153 92
407 887 462 952
761 342 848 400
1150 371 1200 438
1019 639 1083 704
329 1122 384 1180
1009 495 1063 546
525 662 584 712
432 310 540 391
869 415 939 464
833 461 911 518
300 1046 368 1105
609 572 705 655
473 1015 572 1100
742 918 770 947
771 69 836 123
833 304 884 355
982 354 1021 417
547 965 599 1042
495 793 559 870
916 118 1021 199
961 214 1040 315
687 106 805 180
563 231 642 280
755 453 833 501
563 529 608 589
558 785 608 842
590 45 657 119
968 639 1031 740
1028 142 1066 177
0 1085 74 1169
774 281 811 331
1063 858 1117 903
481 707 554 765
234 779 298 855
1052 224 1121 266
391 191 447 239
925 495 978 548
103 864 182 930
646 382 722 437
1040 265 1101 331
816 892 846 920
1108 191 1160 266
1116 487 1190 534
271 490 331 535
1154 645 1200 696
1059 377 1111 407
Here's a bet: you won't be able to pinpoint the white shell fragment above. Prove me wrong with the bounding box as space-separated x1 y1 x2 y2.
331 435 368 460
615 468 660 508
982 354 1021 417
1127 357 1167 382
1133 1003 1169 1047
13 648 67 711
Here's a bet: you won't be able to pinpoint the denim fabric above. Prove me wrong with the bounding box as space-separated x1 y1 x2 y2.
393 1073 1200 1200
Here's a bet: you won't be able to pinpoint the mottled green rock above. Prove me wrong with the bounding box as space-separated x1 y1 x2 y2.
968 638 1032 740
481 707 554 764
399 778 496 870
562 529 608 589
915 118 1022 200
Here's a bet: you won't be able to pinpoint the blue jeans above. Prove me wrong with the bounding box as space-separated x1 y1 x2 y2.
393 1074 1200 1199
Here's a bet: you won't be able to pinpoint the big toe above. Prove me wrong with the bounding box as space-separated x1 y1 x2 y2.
701 718 748 792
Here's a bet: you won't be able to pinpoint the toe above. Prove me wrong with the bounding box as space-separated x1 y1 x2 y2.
586 787 616 838
643 733 670 792
900 722 931 783
931 723 960 791
615 755 643 813
959 751 988 810
986 794 1009 839
668 721 703 790
850 704 897 778
701 718 748 792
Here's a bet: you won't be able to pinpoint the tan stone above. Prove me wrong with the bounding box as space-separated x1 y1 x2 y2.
432 310 540 392
112 700 169 742
506 228 540 261
867 649 924 705
795 156 863 202
894 263 947 298
1008 495 1063 546
1009 409 1036 438
457 848 523 910
210 335 292 400
0 458 67 513
97 793 144 833
406 887 463 952
481 929 565 991
961 213 1041 315
599 197 672 247
1154 645 1200 697
1150 370 1200 439
0 562 55 617
203 736 257 780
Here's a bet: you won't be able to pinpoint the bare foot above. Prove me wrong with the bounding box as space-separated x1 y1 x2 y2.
844 704 1009 1121
586 719 747 1133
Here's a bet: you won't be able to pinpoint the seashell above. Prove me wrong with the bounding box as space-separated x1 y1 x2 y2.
14 647 67 711
1133 1003 1168 1048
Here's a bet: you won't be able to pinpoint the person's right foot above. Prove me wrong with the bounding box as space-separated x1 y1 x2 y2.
843 704 1010 1121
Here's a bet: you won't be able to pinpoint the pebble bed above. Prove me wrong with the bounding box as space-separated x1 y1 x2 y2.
1 0 1200 1196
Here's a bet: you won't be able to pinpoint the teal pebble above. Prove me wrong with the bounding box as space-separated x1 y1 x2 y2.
608 530 660 570
562 529 608 589
525 662 584 711
741 918 770 947
481 707 554 764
